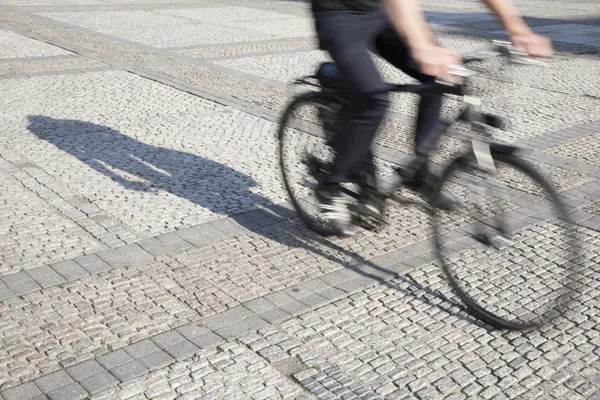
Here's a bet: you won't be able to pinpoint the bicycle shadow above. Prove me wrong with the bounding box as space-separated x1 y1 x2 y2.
28 115 482 328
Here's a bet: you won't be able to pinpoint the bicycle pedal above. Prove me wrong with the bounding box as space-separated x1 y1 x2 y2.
349 203 387 231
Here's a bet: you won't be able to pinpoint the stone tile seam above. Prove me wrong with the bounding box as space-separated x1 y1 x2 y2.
0 204 295 299
0 7 311 117
2 157 135 257
8 1 592 174
16 3 228 13
0 257 418 398
0 53 80 64
192 46 318 62
0 18 277 122
521 119 600 149
0 138 594 302
0 66 114 80
0 195 582 398
163 36 314 51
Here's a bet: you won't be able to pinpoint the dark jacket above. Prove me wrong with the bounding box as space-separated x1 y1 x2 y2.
311 0 380 13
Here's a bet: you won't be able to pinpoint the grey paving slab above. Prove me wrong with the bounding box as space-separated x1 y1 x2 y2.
34 370 75 393
97 350 134 370
189 331 225 349
201 305 254 330
124 339 161 360
30 273 66 288
79 371 118 395
73 254 111 274
164 340 200 361
110 360 148 381
176 323 210 341
214 315 270 339
47 383 87 400
67 360 106 382
51 260 89 281
137 350 174 371
2 382 43 400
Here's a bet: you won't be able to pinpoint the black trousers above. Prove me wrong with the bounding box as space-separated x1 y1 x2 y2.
314 8 444 184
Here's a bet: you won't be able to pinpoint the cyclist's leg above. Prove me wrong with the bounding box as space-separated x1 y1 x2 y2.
313 10 389 234
315 11 389 185
374 25 444 184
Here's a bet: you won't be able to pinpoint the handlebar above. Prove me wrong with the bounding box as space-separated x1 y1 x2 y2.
447 40 548 78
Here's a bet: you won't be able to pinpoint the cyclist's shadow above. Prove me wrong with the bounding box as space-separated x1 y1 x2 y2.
27 115 287 221
28 115 480 327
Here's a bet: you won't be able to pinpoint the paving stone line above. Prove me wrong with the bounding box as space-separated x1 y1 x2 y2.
2 203 593 398
2 5 598 180
0 66 113 80
0 151 595 302
520 119 600 149
0 253 417 399
0 203 292 298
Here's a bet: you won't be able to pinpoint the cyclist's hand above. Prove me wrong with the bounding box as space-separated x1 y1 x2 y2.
411 44 460 77
511 32 553 57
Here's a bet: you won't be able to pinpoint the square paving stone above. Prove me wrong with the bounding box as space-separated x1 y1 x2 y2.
67 360 106 381
80 371 118 394
244 297 274 314
258 307 290 324
34 272 66 288
1 271 31 285
189 332 225 349
165 340 200 360
138 350 174 371
110 360 148 381
9 280 42 296
152 331 187 349
0 287 15 301
98 350 134 369
2 382 43 400
47 383 87 400
74 254 112 274
51 260 89 281
124 339 160 359
214 316 269 339
176 323 210 340
26 266 54 279
35 370 75 393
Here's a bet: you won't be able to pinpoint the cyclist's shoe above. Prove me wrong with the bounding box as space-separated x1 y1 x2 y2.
316 182 355 237
304 154 330 178
398 160 455 211
351 185 386 230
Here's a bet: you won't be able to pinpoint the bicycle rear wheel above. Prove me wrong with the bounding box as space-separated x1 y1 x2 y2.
278 92 340 236
432 151 580 330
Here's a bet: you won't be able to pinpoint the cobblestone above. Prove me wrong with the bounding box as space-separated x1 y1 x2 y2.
0 0 598 398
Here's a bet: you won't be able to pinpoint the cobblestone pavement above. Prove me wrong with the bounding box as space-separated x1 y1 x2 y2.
0 0 599 399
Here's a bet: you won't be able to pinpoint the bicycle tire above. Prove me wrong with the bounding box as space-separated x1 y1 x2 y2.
278 92 340 236
431 151 579 330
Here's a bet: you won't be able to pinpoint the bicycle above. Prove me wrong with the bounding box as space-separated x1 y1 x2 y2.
277 41 581 330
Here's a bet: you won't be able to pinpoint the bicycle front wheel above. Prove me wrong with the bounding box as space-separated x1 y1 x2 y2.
278 92 340 236
432 151 580 330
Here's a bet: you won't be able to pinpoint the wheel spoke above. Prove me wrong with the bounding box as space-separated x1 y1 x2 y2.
433 153 579 329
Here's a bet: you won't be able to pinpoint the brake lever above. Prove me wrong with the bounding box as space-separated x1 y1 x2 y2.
492 40 549 67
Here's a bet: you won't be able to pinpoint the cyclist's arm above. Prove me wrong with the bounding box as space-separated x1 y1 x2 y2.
383 0 435 49
481 0 552 56
481 0 531 35
383 0 458 76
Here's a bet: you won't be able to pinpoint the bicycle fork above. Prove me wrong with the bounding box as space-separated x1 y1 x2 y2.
462 96 513 249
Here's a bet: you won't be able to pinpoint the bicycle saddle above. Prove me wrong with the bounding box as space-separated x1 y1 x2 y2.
316 62 342 91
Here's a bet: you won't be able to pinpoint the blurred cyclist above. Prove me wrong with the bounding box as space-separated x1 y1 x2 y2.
311 0 552 236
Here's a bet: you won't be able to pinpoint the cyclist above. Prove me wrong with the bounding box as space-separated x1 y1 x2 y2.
311 0 552 236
